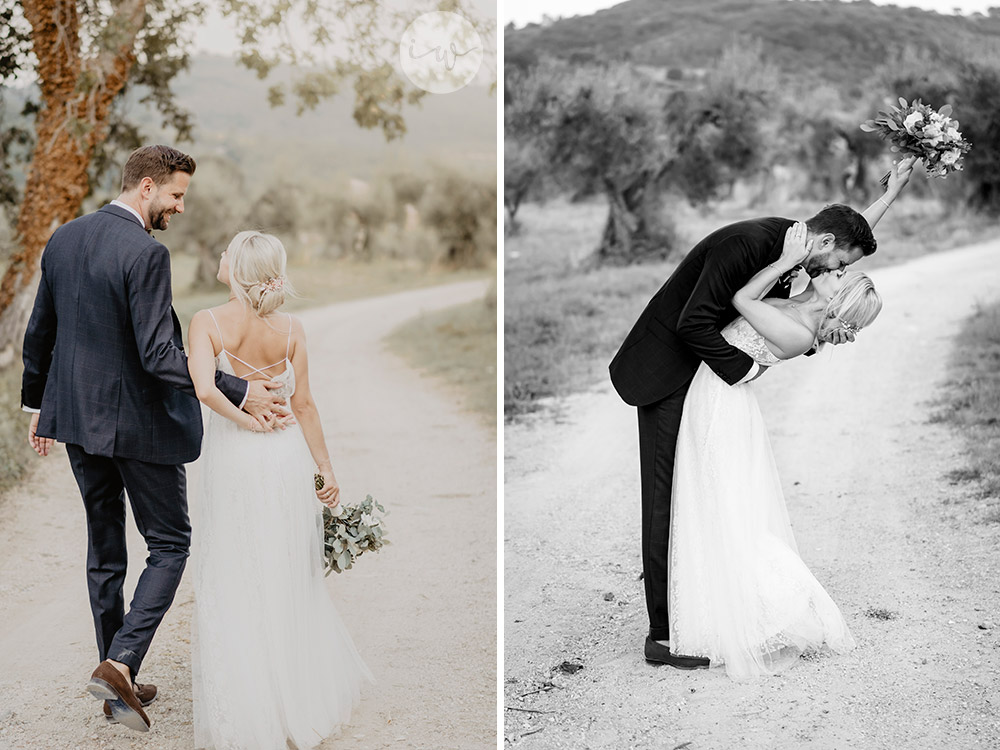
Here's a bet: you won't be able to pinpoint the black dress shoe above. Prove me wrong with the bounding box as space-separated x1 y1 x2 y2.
644 637 710 669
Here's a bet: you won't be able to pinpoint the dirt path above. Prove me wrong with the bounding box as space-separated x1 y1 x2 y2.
0 279 496 750
504 240 1000 749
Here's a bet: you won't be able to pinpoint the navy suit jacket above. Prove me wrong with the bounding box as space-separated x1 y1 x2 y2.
21 204 248 465
609 217 794 407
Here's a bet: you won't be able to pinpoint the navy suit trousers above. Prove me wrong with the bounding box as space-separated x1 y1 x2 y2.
65 444 189 679
637 382 691 642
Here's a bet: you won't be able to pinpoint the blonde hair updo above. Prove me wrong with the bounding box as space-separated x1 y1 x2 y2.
819 271 882 344
226 230 295 317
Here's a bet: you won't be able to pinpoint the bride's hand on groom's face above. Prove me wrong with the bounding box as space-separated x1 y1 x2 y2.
779 222 810 271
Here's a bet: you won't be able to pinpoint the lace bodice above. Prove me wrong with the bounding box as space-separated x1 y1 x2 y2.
216 351 296 401
722 316 781 367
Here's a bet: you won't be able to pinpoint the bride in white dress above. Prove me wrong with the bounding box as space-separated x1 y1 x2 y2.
186 230 371 748
668 221 882 680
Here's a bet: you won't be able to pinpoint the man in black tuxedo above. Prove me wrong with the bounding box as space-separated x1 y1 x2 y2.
21 145 286 730
609 205 877 669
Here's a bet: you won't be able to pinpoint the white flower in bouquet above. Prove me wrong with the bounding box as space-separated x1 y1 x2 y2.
903 111 924 132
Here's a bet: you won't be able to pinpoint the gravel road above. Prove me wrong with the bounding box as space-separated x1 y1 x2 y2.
504 239 1000 749
0 279 496 750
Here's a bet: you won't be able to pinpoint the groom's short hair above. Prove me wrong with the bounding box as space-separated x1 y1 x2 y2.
806 204 877 256
121 145 196 192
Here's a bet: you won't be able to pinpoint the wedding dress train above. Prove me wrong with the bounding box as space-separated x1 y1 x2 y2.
668 316 856 680
190 348 372 749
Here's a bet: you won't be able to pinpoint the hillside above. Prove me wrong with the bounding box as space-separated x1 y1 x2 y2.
505 0 1000 94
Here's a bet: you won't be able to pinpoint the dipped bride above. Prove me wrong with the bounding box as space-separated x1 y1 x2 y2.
187 230 371 748
668 221 882 680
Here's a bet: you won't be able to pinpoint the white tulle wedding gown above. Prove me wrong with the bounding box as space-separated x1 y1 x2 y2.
190 347 372 750
668 316 856 680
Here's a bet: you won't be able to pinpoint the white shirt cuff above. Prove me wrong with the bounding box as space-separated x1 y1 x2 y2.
22 405 41 414
238 382 249 410
736 362 760 385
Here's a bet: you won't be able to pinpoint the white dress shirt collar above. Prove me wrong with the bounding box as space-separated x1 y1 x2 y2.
109 199 146 229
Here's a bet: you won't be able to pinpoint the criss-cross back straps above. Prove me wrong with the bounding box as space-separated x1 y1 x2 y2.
207 309 292 378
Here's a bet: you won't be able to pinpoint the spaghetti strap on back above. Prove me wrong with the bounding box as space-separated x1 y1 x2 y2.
207 309 225 349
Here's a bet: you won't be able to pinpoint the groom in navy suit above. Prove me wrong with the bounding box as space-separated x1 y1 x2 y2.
21 145 286 730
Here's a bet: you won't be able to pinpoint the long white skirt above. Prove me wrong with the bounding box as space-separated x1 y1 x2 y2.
668 362 856 680
190 409 372 749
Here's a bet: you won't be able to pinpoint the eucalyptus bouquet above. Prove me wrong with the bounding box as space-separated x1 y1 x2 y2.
861 98 971 186
319 491 389 576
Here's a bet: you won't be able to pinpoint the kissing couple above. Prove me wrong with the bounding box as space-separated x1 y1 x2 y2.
610 156 919 679
21 144 371 747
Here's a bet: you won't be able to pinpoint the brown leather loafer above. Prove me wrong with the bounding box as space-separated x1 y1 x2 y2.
103 682 157 721
87 661 151 732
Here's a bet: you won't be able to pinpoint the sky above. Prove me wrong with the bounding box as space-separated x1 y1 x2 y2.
504 0 998 26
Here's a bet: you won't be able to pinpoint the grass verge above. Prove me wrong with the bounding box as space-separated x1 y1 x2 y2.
505 195 999 421
0 365 37 494
385 293 497 431
931 298 1000 516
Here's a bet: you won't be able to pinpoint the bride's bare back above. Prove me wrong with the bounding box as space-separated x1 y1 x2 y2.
205 301 294 381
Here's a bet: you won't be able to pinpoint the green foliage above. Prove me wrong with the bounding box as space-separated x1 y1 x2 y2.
1 0 495 217
223 0 495 140
503 137 542 231
321 494 389 575
420 166 497 268
662 38 778 204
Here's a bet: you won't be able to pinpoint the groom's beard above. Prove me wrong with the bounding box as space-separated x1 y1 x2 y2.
149 202 174 231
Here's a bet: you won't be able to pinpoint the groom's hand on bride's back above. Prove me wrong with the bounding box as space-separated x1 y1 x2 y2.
243 380 296 431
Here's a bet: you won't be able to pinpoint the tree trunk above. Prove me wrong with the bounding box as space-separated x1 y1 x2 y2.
0 0 146 358
592 178 672 267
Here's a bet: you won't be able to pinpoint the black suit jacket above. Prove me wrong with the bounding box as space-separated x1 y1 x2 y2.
21 204 248 465
609 216 795 407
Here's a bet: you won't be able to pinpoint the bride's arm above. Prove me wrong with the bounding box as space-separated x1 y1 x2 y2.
732 222 816 359
187 311 265 432
861 155 918 229
286 317 340 508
